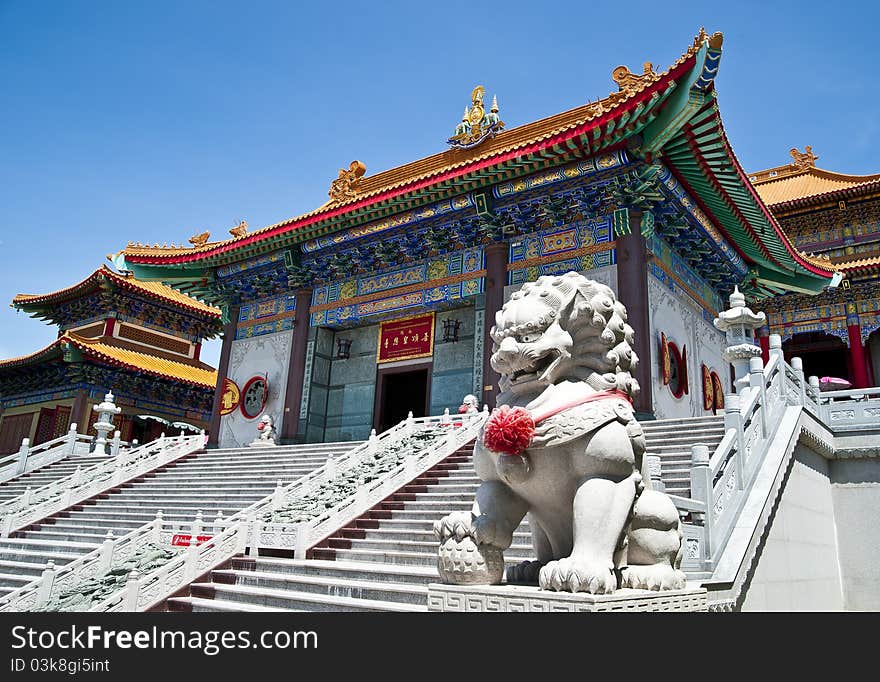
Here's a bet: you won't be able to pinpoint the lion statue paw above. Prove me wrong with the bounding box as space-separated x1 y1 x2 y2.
434 511 504 585
505 560 544 585
539 557 617 594
620 564 686 591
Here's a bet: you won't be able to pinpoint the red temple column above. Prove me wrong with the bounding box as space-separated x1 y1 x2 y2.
70 388 88 433
756 326 770 365
281 288 313 444
846 308 869 389
616 210 653 416
207 306 239 448
481 242 508 410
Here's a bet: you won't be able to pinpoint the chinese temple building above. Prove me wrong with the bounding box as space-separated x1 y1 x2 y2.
0 266 221 454
751 149 880 387
113 30 838 448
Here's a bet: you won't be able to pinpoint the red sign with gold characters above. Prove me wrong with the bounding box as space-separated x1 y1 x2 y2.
377 313 435 363
218 378 240 416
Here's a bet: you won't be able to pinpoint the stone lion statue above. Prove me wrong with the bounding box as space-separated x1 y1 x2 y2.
434 271 685 593
249 414 277 447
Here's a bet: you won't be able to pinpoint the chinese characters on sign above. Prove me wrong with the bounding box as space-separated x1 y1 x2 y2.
377 313 435 363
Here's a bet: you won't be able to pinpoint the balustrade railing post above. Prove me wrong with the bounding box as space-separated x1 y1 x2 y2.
689 444 713 563
246 512 259 557
645 454 664 493
184 540 199 581
368 429 378 456
36 560 56 608
792 357 806 406
272 481 285 511
406 411 414 437
325 456 337 482
294 521 310 559
190 511 203 540
769 335 785 402
111 430 121 457
22 486 33 507
749 357 768 439
808 376 820 413
1 515 12 538
723 394 745 489
122 570 141 611
65 424 78 456
441 408 451 426
98 531 115 573
15 439 29 476
70 466 82 488
152 510 164 544
213 510 224 535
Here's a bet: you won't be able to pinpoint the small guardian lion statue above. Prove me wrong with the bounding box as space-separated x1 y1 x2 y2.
434 271 685 593
249 414 277 447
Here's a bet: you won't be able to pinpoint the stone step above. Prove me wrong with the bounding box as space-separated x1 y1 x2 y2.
350 528 531 544
18 529 116 545
322 547 529 568
647 442 723 454
211 568 429 606
184 582 427 612
0 546 85 566
230 557 438 586
644 429 727 442
168 597 299 613
0 537 98 554
383 501 472 512
333 537 533 556
0 571 34 589
0 559 46 578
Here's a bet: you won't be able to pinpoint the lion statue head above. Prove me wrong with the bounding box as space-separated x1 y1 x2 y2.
490 271 639 403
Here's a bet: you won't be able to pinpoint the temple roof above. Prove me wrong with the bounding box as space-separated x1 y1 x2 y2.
115 29 835 296
0 332 217 389
12 265 220 318
750 148 880 209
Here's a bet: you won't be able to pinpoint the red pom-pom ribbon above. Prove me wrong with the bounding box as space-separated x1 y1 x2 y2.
484 405 535 456
458 404 469 414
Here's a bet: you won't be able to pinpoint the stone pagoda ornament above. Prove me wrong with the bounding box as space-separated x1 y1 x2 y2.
92 391 122 456
713 285 766 393
447 86 504 150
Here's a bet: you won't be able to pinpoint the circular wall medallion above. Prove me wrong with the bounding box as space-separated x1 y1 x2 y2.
240 375 269 419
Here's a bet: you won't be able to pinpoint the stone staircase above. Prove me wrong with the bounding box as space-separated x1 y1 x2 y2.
0 455 108 504
643 415 726 497
0 442 358 599
166 415 730 612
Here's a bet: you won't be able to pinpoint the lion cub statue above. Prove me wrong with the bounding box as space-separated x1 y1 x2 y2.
434 271 685 593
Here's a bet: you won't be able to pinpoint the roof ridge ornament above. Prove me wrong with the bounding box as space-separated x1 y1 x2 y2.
229 220 248 238
189 231 211 247
328 161 367 204
447 85 504 150
790 146 818 170
611 62 660 96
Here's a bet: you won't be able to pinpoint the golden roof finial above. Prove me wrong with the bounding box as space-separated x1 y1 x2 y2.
694 27 708 48
328 161 367 204
611 63 659 95
189 231 211 247
229 220 248 238
462 106 470 121
790 146 818 169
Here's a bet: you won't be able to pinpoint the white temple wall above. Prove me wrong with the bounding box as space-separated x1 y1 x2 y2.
741 445 845 611
219 329 293 449
647 273 728 419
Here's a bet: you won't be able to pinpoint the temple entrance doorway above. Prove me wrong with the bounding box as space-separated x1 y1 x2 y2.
373 363 431 433
783 332 849 384
867 329 880 387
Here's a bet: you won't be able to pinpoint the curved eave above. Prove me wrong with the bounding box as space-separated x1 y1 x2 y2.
12 266 220 320
122 48 705 268
763 178 880 212
662 100 834 293
0 339 65 371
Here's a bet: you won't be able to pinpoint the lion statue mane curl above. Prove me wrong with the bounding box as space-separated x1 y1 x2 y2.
434 271 686 593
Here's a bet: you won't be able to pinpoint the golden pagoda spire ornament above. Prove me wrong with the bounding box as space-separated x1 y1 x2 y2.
447 85 504 150
328 160 367 204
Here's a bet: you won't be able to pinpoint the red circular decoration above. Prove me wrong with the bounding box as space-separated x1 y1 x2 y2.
240 375 269 419
484 405 535 456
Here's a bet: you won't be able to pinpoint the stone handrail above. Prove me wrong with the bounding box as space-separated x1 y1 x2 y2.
47 412 485 611
0 517 162 612
255 411 488 556
0 434 206 537
0 424 94 484
680 335 813 572
818 387 880 429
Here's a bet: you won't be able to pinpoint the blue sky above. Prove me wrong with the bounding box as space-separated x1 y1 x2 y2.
1 0 878 368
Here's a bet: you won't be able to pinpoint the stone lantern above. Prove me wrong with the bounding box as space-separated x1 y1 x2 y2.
92 391 122 455
713 286 766 393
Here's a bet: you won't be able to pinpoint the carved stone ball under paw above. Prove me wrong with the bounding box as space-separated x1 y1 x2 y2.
437 535 504 585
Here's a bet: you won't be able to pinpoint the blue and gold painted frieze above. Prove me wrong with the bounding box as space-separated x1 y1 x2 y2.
217 251 286 279
647 235 723 316
235 294 297 340
508 218 615 285
493 152 627 199
311 247 484 310
302 195 475 254
311 277 483 327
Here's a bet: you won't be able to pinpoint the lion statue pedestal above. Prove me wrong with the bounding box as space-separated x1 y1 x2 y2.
434 272 697 605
